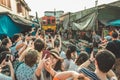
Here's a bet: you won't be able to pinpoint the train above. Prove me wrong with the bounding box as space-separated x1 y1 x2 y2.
41 16 56 32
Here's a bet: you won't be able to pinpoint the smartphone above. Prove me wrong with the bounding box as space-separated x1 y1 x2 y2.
93 48 98 58
5 54 10 62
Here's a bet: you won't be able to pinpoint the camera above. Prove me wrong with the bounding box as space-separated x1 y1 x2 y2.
5 54 10 62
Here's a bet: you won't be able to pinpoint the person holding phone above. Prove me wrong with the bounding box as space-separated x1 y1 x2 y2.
0 51 15 80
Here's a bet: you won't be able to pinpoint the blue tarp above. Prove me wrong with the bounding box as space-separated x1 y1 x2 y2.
0 12 39 39
107 19 120 27
0 14 22 37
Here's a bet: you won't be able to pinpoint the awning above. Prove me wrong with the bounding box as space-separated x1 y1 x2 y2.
0 12 39 27
107 19 120 27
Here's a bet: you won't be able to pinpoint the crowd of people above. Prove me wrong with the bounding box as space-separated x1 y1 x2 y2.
0 27 120 80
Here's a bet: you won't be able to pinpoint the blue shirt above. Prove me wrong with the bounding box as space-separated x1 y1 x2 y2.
16 63 37 80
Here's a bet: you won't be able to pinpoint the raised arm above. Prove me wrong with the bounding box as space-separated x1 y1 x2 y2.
107 70 118 80
6 60 15 80
35 55 47 78
18 47 32 62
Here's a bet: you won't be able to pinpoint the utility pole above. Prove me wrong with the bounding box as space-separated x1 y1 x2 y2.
54 8 56 17
36 12 41 29
69 12 71 29
95 0 98 31
95 0 98 7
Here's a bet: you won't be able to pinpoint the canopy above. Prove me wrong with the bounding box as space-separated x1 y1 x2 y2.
73 11 97 31
63 4 120 31
0 12 39 38
107 19 120 27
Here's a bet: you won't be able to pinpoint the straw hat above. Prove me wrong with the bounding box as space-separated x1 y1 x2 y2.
50 49 62 60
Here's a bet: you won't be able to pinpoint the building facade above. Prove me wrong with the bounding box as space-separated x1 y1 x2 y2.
0 0 31 19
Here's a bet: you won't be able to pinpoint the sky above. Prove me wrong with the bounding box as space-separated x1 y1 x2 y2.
25 0 118 17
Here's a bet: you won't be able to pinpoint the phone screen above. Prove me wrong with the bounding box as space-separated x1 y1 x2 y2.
5 54 10 62
93 48 98 57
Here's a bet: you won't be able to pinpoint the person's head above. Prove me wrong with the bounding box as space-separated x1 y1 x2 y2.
50 49 62 71
2 38 12 48
12 33 21 43
66 45 76 60
34 39 45 52
25 49 38 67
75 52 89 66
112 32 118 39
95 50 116 73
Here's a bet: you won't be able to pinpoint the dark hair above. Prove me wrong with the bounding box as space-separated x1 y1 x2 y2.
2 38 9 46
0 45 9 53
75 52 89 66
25 50 38 67
27 33 32 36
12 34 21 43
34 39 45 52
1 34 7 40
54 59 62 71
95 50 116 73
66 45 76 60
31 37 36 42
112 32 118 38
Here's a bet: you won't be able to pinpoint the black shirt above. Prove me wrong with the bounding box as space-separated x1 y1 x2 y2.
106 40 120 58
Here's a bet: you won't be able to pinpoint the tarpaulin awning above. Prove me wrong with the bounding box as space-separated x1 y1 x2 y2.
73 11 97 31
62 4 120 31
0 12 39 38
107 19 120 27
0 12 39 27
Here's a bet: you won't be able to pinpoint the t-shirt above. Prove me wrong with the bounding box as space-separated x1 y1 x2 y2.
15 63 37 80
63 59 73 71
32 69 52 80
106 40 120 58
53 77 59 80
60 51 66 59
78 68 100 80
68 60 78 71
0 73 12 80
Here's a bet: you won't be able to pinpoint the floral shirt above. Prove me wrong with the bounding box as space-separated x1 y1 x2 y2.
15 63 37 80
